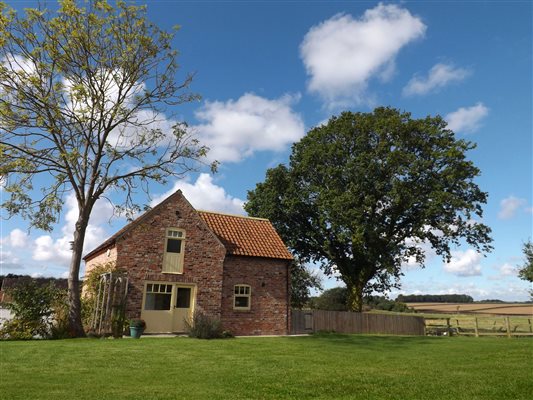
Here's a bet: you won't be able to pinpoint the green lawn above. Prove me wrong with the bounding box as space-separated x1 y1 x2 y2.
1 334 531 400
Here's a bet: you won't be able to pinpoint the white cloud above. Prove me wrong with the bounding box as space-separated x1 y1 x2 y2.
402 237 437 270
1 228 28 249
0 250 23 271
194 93 304 163
445 103 489 133
443 249 483 277
9 228 28 248
403 63 470 96
32 194 115 266
151 173 245 215
498 263 517 277
498 196 527 220
1 54 36 80
33 235 67 263
391 280 530 302
300 4 426 107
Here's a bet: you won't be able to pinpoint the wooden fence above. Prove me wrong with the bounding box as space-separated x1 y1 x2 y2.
424 316 533 337
291 310 426 336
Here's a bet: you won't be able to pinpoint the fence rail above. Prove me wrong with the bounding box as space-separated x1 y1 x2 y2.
424 316 533 337
291 310 426 336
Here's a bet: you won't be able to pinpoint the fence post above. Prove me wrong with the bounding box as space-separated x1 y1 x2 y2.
474 317 479 337
505 317 511 338
446 318 451 336
528 318 532 333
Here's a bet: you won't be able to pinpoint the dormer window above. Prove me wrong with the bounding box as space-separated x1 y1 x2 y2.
162 228 185 273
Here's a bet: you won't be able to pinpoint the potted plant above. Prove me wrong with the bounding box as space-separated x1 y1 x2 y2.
129 318 146 339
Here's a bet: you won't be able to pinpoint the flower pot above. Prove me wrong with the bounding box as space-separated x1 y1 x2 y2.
130 326 144 339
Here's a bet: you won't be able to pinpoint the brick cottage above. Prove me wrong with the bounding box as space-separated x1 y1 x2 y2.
83 190 292 336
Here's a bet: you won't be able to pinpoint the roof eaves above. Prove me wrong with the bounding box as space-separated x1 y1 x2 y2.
196 210 269 222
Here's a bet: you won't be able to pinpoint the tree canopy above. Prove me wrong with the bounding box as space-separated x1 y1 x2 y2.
396 294 474 303
245 107 492 311
289 259 322 309
0 0 213 335
517 241 533 298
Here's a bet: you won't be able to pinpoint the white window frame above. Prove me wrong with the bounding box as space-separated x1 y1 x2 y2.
162 228 186 274
233 284 251 311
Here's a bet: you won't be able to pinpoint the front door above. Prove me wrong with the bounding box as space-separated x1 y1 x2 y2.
141 283 195 333
172 286 194 332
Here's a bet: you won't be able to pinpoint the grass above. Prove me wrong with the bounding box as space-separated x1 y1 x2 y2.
1 334 532 400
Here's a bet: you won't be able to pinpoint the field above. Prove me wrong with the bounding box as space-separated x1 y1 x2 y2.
1 334 532 400
406 302 533 315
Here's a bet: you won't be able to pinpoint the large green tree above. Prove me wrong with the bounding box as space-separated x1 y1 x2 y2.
0 0 214 336
245 108 492 312
517 241 533 298
289 259 322 309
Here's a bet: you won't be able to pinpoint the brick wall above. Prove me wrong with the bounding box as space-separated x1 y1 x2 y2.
114 193 227 319
84 247 117 276
221 256 290 336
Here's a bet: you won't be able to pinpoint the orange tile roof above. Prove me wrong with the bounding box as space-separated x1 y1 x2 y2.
198 211 293 260
83 189 293 262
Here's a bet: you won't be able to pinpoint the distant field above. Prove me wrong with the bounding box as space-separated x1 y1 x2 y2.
406 302 533 316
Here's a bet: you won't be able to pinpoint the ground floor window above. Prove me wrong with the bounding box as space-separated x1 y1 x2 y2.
144 283 172 310
234 284 251 310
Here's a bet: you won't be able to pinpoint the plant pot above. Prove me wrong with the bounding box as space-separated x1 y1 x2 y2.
130 326 144 339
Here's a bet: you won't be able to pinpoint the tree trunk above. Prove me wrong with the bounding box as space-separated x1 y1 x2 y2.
347 283 364 312
67 211 90 337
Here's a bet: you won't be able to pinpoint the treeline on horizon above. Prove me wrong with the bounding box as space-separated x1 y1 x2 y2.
396 294 474 303
0 274 67 291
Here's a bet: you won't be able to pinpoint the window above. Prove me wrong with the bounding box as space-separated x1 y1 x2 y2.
176 287 191 309
144 283 172 310
233 285 251 310
162 228 185 273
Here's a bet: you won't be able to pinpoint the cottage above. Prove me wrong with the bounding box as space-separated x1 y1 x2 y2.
83 190 292 336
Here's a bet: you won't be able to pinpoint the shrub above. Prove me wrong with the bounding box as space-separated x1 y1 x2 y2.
0 280 69 340
185 311 224 339
81 261 119 328
129 318 146 329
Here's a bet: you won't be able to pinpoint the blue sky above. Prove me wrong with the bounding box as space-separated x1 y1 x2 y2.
1 1 532 301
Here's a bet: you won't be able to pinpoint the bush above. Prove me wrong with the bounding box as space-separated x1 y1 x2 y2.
185 311 225 339
129 318 146 329
0 280 69 340
81 261 119 328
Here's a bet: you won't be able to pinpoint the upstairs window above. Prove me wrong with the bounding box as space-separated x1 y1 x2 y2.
162 228 185 274
234 285 251 310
